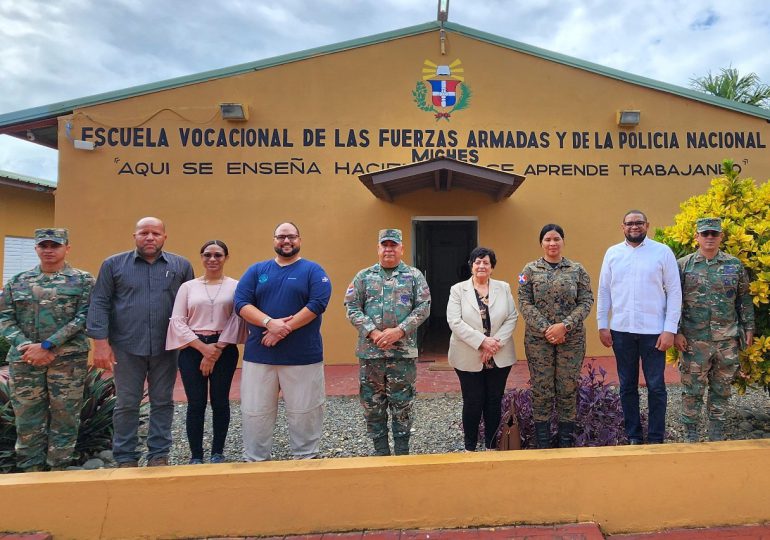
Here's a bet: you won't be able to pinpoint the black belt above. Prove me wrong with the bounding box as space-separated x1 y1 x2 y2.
195 333 221 344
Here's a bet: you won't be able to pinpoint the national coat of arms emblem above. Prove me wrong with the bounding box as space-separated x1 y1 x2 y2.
412 59 471 121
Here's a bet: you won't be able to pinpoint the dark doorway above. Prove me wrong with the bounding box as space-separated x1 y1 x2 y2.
413 219 478 355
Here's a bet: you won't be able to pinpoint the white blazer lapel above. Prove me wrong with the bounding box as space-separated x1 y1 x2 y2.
461 279 480 313
486 279 501 309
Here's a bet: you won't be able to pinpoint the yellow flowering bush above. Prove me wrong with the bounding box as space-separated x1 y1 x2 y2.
655 160 770 393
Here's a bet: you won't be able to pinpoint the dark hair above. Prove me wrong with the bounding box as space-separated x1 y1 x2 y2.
539 224 564 243
468 246 497 268
200 239 229 256
274 222 300 236
623 209 648 222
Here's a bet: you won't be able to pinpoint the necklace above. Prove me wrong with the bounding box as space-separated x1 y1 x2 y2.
203 277 224 322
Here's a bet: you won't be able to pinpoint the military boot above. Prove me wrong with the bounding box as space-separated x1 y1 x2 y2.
707 420 725 442
684 423 699 443
373 436 391 456
393 436 410 455
534 421 552 449
557 421 575 448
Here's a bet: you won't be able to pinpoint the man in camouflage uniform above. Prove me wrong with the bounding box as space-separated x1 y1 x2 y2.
0 228 94 471
344 229 431 456
675 217 754 442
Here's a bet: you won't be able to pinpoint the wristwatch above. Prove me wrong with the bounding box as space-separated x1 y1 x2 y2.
41 340 55 350
262 316 272 327
563 322 573 332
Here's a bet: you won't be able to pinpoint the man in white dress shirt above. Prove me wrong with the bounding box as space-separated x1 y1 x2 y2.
597 210 682 444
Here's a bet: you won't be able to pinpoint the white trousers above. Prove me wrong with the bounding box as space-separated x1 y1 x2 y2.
240 361 325 461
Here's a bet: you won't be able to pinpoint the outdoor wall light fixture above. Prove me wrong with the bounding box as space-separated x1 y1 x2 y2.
219 103 248 121
617 110 641 127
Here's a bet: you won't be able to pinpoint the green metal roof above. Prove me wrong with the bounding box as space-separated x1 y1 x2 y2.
0 169 56 190
1 19 768 131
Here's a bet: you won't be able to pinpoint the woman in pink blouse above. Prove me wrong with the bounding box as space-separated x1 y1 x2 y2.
166 240 245 464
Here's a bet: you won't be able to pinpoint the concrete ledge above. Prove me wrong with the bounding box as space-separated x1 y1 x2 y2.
2 440 769 539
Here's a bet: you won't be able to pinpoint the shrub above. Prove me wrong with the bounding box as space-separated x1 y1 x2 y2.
488 363 633 448
0 337 9 367
655 159 770 393
0 375 16 473
0 367 118 472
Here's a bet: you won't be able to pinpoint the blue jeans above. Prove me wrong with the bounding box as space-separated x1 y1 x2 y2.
611 331 667 443
112 347 178 463
178 340 238 459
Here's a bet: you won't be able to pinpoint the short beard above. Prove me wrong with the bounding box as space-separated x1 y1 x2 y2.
624 231 646 244
274 245 300 259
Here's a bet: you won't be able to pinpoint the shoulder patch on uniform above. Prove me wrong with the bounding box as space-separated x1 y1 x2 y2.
518 273 527 285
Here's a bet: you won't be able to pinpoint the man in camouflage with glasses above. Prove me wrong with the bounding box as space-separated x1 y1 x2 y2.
0 228 94 471
344 229 431 456
674 217 754 442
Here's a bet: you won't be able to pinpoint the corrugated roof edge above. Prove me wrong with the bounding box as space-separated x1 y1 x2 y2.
0 169 56 189
1 20 769 128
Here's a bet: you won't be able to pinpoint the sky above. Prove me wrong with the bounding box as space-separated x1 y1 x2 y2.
1 0 768 182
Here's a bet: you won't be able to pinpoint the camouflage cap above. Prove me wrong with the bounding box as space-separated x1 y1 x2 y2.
696 217 722 233
34 228 69 245
378 228 403 244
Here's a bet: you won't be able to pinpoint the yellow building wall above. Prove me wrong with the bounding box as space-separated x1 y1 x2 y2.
0 184 55 276
2 440 770 539
54 30 770 363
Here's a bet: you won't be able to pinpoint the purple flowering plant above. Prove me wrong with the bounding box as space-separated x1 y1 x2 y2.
482 363 643 448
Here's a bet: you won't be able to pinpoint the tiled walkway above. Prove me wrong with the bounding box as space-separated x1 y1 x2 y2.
172 355 682 402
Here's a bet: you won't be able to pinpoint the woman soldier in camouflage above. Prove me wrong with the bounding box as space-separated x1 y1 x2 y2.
518 224 594 448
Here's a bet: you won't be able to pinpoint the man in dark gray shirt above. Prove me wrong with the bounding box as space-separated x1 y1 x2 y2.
87 217 193 467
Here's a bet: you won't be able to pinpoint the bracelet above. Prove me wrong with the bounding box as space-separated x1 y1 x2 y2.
262 316 272 327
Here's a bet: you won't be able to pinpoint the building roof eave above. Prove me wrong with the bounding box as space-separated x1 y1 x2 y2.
359 157 525 202
0 169 56 191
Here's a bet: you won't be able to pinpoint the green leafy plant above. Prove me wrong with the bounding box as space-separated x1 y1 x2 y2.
74 368 118 461
0 373 16 473
0 337 9 367
655 159 770 393
1 367 120 472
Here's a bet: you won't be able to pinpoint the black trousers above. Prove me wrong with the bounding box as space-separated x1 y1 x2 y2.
178 339 238 459
455 364 512 450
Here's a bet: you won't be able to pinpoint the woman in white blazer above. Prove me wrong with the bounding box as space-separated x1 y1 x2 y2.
447 247 518 451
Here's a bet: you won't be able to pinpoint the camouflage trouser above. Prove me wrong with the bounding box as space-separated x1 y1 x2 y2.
359 357 417 439
679 338 739 424
524 331 585 422
9 352 88 470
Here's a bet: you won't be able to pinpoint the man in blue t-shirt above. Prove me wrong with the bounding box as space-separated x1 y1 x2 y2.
234 222 332 460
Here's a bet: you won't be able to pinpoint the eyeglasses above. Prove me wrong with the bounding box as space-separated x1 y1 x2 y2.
202 252 225 259
274 235 299 241
623 221 647 227
699 230 721 237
